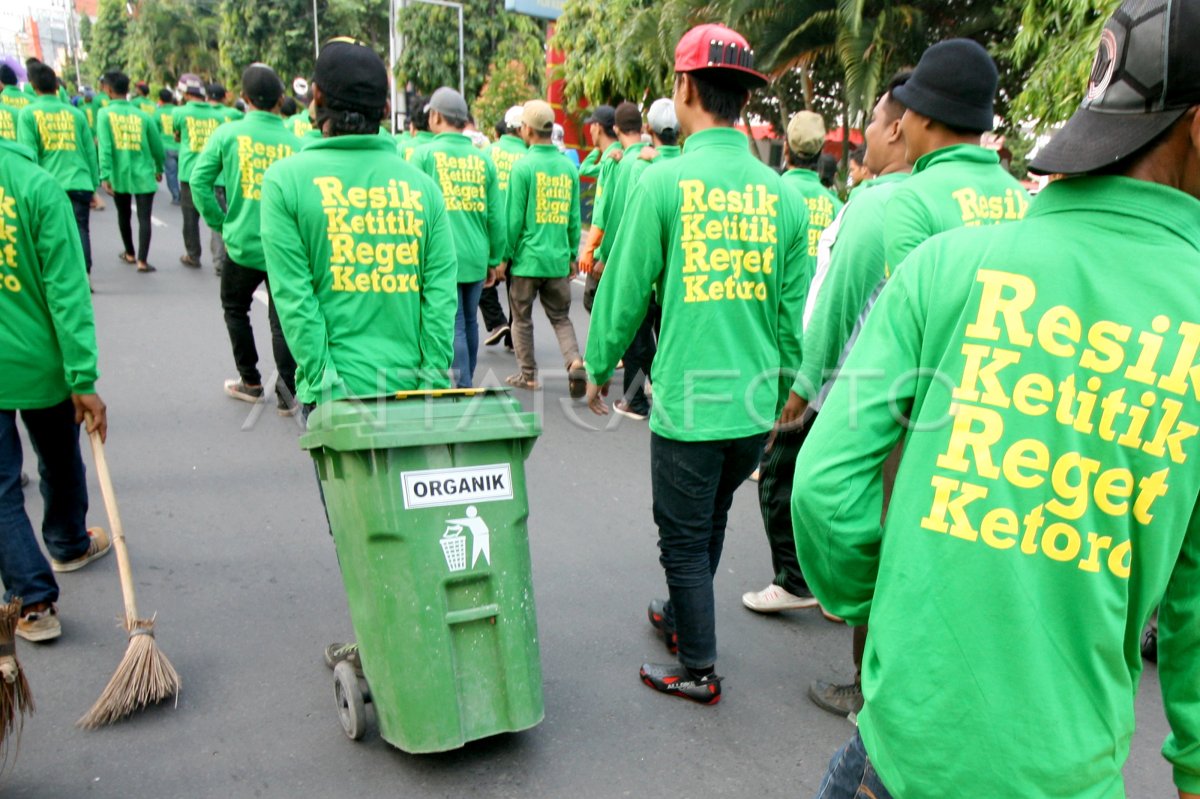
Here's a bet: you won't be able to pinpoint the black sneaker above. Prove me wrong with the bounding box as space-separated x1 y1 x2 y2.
1141 626 1158 663
647 599 678 654
484 324 510 346
808 679 863 717
277 394 299 417
640 662 721 704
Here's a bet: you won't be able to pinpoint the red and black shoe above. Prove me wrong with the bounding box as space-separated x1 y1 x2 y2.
639 662 722 704
647 599 678 654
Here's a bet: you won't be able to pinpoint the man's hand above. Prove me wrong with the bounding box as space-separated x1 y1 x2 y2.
765 391 808 453
578 249 594 274
72 393 108 444
610 149 623 163
101 180 114 196
156 173 163 182
585 380 610 416
639 146 658 161
484 265 502 287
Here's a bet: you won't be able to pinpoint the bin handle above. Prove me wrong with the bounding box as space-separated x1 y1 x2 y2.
445 604 500 626
392 388 501 400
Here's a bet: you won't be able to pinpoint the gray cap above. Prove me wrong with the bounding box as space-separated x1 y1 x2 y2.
646 98 678 135
426 86 470 124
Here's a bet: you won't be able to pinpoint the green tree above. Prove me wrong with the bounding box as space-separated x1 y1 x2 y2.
550 0 664 110
396 0 544 102
473 59 537 134
79 15 94 55
125 0 221 87
998 0 1118 128
90 0 130 81
218 0 317 90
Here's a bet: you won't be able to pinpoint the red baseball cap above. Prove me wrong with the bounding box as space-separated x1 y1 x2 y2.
674 23 768 88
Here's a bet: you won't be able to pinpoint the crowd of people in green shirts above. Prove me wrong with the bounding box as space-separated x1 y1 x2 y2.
4 0 1200 794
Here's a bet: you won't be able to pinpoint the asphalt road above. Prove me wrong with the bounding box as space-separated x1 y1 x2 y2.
8 182 1177 798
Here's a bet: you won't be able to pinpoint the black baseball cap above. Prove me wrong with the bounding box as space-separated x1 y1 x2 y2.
313 37 388 113
584 104 615 127
1031 0 1200 175
242 63 284 110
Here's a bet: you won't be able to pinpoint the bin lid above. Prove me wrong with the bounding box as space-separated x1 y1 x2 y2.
299 388 542 451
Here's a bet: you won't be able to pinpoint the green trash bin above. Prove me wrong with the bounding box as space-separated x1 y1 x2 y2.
300 388 543 753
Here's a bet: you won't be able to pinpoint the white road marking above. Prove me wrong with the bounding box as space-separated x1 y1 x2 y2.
151 215 168 228
253 288 269 307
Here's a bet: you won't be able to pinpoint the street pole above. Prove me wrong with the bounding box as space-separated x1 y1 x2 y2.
389 0 398 129
313 0 319 58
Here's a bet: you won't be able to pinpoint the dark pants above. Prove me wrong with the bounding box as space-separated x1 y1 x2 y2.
114 191 154 263
0 400 92 608
211 187 228 274
620 302 659 416
164 149 180 202
757 413 818 597
220 258 297 399
67 190 93 274
583 272 599 313
479 282 509 331
651 432 765 669
815 731 894 799
180 181 201 260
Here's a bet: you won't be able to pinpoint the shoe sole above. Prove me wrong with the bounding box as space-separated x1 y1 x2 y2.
613 405 648 421
483 327 510 346
16 623 61 643
51 541 112 573
807 685 862 717
741 593 821 613
225 384 265 403
277 405 299 417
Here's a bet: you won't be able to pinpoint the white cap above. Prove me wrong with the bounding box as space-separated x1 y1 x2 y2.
552 123 564 143
292 77 309 97
646 98 678 135
504 105 525 131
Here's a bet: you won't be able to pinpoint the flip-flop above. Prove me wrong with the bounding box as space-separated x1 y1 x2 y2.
137 264 157 273
118 252 136 264
504 373 540 391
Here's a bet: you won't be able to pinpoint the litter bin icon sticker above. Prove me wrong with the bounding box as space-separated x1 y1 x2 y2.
441 506 491 572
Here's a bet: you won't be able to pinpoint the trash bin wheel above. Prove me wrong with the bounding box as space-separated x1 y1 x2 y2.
334 661 367 740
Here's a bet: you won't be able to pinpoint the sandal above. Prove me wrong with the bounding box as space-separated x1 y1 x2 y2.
118 252 136 264
137 263 157 273
505 373 540 391
567 360 588 400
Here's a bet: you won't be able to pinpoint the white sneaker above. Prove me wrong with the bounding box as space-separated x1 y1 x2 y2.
741 584 819 613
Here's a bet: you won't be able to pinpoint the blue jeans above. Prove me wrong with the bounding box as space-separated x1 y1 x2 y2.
650 432 765 669
164 149 180 202
0 400 92 608
453 280 484 388
815 731 894 799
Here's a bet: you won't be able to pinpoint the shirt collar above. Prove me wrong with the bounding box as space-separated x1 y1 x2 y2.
246 110 283 125
1028 175 1200 251
304 134 399 153
859 171 909 190
682 126 749 154
912 143 999 175
433 131 470 144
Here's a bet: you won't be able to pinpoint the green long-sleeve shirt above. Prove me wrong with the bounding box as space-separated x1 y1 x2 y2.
410 132 506 283
261 134 459 403
795 171 907 402
578 147 602 179
0 99 17 140
884 143 1029 275
156 103 179 152
781 168 842 257
0 138 98 409
398 129 435 161
587 141 624 232
594 141 646 265
585 126 810 441
0 86 30 113
97 99 164 194
506 143 580 278
489 134 527 199
190 111 300 269
16 95 99 192
793 175 1200 798
173 101 224 182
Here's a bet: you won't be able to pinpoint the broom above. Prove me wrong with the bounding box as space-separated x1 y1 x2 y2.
0 598 34 768
77 421 180 729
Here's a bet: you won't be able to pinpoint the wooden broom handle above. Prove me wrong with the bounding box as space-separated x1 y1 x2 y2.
85 419 140 624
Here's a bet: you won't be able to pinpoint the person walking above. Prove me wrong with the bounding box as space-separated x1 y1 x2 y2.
17 61 99 277
396 95 433 160
795 3 1200 796
0 133 111 643
0 65 22 140
410 87 506 388
479 104 528 348
173 76 222 269
190 63 301 415
500 100 584 394
576 104 622 311
584 23 810 703
96 70 164 273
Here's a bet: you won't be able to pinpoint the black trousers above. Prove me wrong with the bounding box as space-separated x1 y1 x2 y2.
220 257 297 398
66 190 93 274
479 282 509 331
620 301 659 415
114 191 154 263
180 181 201 260
757 413 818 597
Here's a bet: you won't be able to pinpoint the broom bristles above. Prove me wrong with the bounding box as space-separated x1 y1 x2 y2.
77 617 180 730
0 598 34 772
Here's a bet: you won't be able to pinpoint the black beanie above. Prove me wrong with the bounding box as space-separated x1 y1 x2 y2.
891 38 997 132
